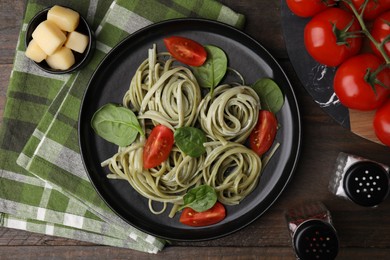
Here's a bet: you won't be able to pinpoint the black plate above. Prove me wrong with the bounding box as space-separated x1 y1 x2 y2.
281 2 350 129
79 18 301 241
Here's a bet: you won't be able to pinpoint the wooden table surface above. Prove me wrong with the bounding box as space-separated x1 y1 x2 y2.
1 0 390 259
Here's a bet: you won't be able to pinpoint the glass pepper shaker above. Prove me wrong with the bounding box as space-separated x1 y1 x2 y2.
285 201 339 260
329 152 390 207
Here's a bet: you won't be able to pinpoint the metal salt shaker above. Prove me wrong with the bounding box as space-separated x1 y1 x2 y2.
285 201 339 260
329 152 390 207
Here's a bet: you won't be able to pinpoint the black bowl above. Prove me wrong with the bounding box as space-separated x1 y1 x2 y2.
25 6 95 74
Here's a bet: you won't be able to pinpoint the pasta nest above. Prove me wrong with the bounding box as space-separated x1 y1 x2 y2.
123 50 201 130
198 84 260 144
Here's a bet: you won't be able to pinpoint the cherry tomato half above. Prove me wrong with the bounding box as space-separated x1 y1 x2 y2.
143 125 174 169
370 10 390 59
286 0 335 18
374 99 390 146
333 53 390 111
304 8 362 67
343 0 390 21
179 202 226 227
249 110 278 156
163 36 207 67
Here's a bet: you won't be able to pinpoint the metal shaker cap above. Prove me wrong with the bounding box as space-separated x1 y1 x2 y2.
343 161 390 207
293 219 339 260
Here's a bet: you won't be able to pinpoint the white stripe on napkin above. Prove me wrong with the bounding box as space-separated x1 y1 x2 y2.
35 136 89 181
106 4 152 34
64 213 84 229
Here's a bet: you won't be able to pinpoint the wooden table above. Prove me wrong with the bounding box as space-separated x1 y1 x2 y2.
1 0 389 259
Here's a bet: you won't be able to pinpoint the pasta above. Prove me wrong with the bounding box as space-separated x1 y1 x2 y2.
123 45 201 129
202 141 262 205
198 84 260 144
103 145 205 204
101 44 263 216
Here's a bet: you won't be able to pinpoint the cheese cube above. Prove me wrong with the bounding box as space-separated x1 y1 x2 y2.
46 47 75 70
65 31 89 53
47 5 80 32
25 39 47 62
32 20 66 55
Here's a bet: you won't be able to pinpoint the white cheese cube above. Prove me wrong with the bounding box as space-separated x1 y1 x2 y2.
47 5 80 32
46 47 75 70
25 39 47 62
65 31 89 53
32 20 66 55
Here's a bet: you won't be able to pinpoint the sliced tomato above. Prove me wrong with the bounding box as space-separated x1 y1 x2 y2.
179 202 226 227
249 110 278 156
143 125 174 169
163 36 207 66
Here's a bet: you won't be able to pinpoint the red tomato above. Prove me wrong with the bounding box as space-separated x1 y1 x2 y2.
374 99 390 146
249 110 278 156
333 54 390 111
370 10 390 59
286 0 335 18
343 0 390 20
163 36 207 67
179 202 226 227
143 125 174 169
304 8 362 67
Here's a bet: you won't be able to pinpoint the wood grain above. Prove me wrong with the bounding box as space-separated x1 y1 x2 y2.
349 109 381 144
0 245 389 259
0 0 24 64
1 0 390 259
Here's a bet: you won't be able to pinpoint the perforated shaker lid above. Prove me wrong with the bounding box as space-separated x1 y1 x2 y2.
293 220 339 260
343 161 390 207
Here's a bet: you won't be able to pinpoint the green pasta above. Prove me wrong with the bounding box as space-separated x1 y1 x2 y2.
102 44 262 217
198 84 260 144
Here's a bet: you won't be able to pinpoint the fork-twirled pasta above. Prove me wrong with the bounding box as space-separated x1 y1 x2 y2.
198 84 260 144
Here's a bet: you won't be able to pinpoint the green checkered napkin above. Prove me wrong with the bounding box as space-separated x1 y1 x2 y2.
0 0 245 253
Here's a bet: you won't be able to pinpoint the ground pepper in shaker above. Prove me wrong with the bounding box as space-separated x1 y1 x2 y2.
285 201 339 260
329 152 390 207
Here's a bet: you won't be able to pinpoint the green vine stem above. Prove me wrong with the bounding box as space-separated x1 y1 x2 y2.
341 0 390 65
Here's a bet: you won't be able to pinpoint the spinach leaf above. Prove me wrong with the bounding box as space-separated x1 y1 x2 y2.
252 78 284 114
179 185 217 212
174 127 206 157
193 45 227 96
91 103 144 147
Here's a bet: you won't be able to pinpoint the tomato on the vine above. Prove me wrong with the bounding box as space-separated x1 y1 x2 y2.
249 110 278 156
286 0 335 18
333 54 390 111
164 36 207 67
143 125 174 169
370 10 390 59
343 0 390 21
179 202 226 227
374 99 390 146
304 8 362 67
